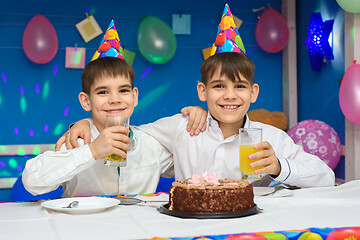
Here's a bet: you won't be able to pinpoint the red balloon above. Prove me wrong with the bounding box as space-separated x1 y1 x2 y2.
22 14 58 64
255 8 289 53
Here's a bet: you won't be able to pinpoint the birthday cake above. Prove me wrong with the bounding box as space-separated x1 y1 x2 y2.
168 172 254 213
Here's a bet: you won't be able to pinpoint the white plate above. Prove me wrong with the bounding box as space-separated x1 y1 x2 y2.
253 187 276 196
41 197 120 214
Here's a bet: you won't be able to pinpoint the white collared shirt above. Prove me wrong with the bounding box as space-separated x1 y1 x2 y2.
22 119 174 197
138 113 335 188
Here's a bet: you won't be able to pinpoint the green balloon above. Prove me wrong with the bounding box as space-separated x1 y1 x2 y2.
137 16 177 64
336 0 360 13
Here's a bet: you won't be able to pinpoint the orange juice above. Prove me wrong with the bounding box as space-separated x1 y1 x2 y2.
239 145 263 175
105 132 127 166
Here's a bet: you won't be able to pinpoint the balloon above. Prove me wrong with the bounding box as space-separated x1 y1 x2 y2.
287 120 342 170
137 16 176 64
336 0 360 13
339 62 360 124
255 8 289 53
22 14 58 64
327 228 360 240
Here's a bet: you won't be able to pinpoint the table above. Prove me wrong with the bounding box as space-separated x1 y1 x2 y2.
1 180 360 240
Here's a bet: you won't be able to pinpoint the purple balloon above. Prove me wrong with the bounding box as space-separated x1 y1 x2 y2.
22 14 58 64
339 62 360 124
288 120 341 170
255 8 289 53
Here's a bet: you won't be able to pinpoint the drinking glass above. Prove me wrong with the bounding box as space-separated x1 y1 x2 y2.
239 128 263 181
104 115 130 167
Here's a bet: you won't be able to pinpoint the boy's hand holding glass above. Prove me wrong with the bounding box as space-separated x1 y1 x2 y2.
249 141 281 177
88 117 131 167
239 128 263 181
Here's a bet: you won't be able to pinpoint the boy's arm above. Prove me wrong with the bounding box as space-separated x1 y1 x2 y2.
22 143 95 195
55 106 208 150
55 119 91 151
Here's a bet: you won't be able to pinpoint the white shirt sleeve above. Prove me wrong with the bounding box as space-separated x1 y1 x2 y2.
137 114 185 154
22 141 96 195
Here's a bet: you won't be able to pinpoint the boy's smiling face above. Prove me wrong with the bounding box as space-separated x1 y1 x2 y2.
197 66 259 135
79 74 138 132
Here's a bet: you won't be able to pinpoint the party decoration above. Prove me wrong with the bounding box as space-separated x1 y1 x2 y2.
304 12 334 71
65 47 86 69
22 14 58 64
255 8 289 53
233 15 243 29
339 61 360 124
138 16 177 64
124 49 136 66
210 4 246 56
91 20 125 62
202 47 212 60
287 120 341 170
336 0 360 13
172 14 191 35
75 15 102 43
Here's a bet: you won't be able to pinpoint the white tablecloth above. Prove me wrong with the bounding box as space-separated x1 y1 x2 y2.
1 180 360 240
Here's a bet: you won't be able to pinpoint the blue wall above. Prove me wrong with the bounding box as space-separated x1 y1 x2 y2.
0 0 346 200
296 0 345 179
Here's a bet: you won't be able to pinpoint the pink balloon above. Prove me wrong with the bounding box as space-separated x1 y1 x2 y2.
288 120 342 170
339 62 360 124
22 14 58 64
255 8 289 53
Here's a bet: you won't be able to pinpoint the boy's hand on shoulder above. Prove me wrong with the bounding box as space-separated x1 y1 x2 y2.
248 141 281 177
89 126 131 160
55 119 91 151
181 106 207 136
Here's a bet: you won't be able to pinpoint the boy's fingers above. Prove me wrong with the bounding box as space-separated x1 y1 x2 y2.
197 113 207 133
181 107 190 116
55 134 66 151
69 133 80 148
65 133 75 149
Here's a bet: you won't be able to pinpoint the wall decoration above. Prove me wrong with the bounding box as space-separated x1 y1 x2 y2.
137 16 177 64
336 0 360 13
75 15 103 43
255 8 289 53
22 14 58 64
124 49 136 66
65 47 86 69
339 61 360 124
172 14 191 35
202 47 212 60
304 12 334 71
233 14 243 29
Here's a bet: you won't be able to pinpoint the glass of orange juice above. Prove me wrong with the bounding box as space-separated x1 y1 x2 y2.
104 115 130 167
239 128 263 181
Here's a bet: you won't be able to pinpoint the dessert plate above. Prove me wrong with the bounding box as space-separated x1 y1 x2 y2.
158 203 260 219
41 197 120 214
253 187 276 196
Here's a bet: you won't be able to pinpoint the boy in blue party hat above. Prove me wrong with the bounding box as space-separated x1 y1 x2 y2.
23 20 206 197
59 4 334 188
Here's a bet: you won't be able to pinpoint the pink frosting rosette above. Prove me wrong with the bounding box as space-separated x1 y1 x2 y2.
189 172 220 186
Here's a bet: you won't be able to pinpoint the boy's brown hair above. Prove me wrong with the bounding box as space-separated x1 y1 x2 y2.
81 57 135 94
200 52 255 86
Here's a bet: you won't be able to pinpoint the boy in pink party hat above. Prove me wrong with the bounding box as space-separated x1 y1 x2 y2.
22 20 207 197
57 4 334 188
